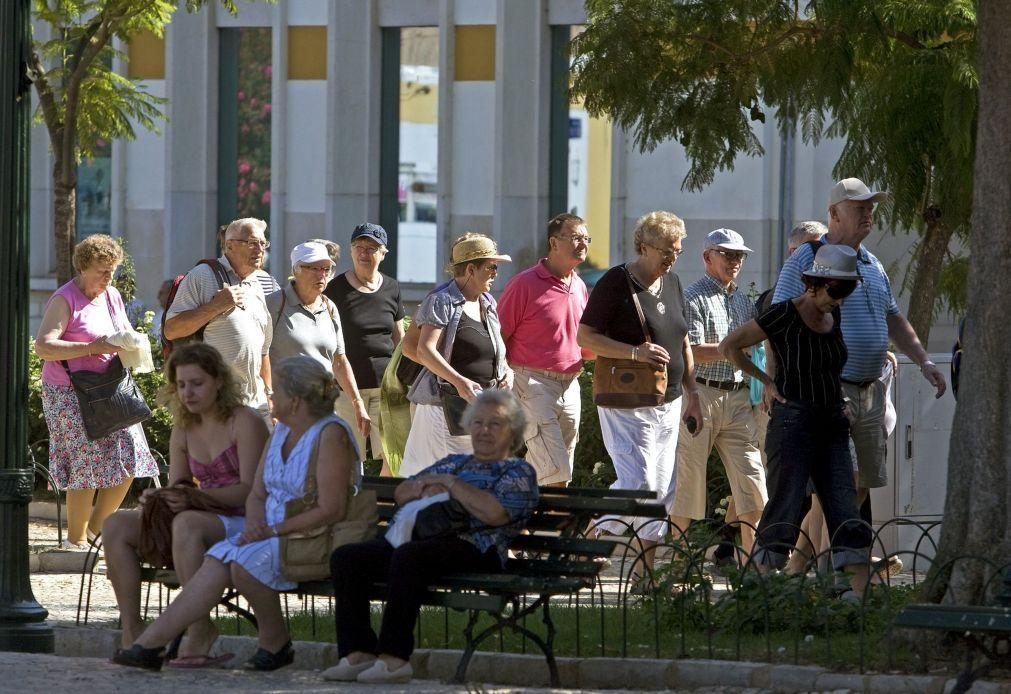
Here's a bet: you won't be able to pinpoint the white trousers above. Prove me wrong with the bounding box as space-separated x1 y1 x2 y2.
595 397 681 541
399 403 473 477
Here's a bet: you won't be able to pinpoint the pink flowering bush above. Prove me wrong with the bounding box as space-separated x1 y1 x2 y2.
235 28 272 221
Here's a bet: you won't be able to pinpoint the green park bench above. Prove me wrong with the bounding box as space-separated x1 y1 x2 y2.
893 568 1011 693
79 475 667 686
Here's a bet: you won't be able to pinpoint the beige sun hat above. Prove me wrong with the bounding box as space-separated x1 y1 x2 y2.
450 234 512 265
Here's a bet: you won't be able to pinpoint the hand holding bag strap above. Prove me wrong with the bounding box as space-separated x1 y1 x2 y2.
621 265 654 345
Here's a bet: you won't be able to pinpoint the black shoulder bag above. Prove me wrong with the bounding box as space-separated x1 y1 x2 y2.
62 292 152 440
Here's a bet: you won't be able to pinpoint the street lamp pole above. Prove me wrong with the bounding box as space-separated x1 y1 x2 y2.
0 0 53 653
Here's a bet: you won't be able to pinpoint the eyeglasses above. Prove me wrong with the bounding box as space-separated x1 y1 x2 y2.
352 243 383 256
231 238 270 250
714 249 747 263
825 280 858 300
300 264 333 275
560 234 592 245
646 244 684 261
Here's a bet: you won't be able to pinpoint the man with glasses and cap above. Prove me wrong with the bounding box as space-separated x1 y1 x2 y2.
164 217 276 419
772 178 946 510
668 228 768 560
498 213 591 487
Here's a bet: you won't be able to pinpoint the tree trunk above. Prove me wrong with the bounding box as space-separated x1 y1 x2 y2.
930 0 1011 606
904 216 954 347
52 155 76 286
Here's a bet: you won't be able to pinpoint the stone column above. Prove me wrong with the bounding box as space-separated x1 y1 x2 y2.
492 0 551 278
163 6 219 274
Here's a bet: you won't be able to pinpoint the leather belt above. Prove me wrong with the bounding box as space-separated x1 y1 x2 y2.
514 365 580 383
841 378 877 389
695 376 747 392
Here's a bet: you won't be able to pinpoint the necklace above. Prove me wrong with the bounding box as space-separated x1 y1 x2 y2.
353 271 380 291
626 264 665 314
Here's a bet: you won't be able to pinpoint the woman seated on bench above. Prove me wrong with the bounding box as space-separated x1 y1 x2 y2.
103 343 268 667
324 388 539 685
111 355 361 671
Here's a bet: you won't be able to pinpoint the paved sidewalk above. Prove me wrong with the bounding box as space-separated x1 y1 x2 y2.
0 651 758 693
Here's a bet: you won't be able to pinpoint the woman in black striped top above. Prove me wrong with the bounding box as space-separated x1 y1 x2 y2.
719 244 871 597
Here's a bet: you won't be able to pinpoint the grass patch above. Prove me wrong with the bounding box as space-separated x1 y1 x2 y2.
210 584 919 671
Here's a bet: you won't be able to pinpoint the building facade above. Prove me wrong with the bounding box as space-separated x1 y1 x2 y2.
27 0 957 349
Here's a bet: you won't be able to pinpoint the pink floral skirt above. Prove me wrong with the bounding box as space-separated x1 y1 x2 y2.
41 382 160 490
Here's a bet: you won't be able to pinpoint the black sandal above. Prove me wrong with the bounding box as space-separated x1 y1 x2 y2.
245 640 294 671
111 643 166 671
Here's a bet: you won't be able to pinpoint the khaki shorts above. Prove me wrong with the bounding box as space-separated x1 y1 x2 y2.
669 385 767 520
842 380 889 488
513 366 581 485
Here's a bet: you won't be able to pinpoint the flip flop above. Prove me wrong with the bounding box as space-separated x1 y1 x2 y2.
166 652 235 669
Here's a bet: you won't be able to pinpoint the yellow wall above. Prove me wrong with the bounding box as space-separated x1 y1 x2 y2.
400 83 438 124
584 115 612 268
454 25 495 81
288 26 327 80
127 30 165 80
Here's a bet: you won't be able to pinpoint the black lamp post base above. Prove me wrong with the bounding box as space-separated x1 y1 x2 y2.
0 621 54 653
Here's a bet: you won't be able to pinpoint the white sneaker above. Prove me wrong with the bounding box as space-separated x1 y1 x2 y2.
322 657 377 682
59 540 88 551
356 659 413 684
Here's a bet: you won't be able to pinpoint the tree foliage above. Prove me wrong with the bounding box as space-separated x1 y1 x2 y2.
571 0 977 340
29 0 245 285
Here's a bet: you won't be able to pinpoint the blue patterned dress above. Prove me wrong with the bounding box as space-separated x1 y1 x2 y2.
206 414 361 590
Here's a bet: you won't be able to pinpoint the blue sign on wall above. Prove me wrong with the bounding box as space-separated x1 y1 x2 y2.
569 117 581 139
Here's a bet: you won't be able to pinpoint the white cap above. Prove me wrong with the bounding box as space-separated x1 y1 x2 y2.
704 228 753 254
290 242 334 274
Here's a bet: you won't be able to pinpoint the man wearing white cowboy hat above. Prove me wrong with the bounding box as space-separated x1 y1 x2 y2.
772 178 947 506
669 228 767 559
164 217 275 418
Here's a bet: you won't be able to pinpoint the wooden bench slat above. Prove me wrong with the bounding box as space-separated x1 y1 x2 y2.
509 534 617 556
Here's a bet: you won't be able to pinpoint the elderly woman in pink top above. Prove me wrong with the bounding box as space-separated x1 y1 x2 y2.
34 234 160 549
102 343 268 666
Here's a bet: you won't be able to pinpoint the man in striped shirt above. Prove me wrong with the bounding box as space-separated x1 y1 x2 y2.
772 178 946 504
164 217 276 419
669 229 768 557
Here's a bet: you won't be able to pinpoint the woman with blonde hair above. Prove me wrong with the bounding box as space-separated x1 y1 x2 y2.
34 234 159 549
578 211 703 585
400 233 513 476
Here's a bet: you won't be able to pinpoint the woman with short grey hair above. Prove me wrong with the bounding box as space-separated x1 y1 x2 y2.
266 242 370 436
460 388 527 454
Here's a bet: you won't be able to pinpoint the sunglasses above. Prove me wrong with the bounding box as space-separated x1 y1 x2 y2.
825 280 858 300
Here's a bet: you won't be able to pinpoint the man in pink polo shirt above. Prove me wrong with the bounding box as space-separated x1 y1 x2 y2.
499 213 590 486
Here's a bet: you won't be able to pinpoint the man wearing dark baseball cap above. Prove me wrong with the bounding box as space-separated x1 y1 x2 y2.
772 177 946 512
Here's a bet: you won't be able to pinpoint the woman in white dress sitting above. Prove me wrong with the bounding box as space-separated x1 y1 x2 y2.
111 355 361 671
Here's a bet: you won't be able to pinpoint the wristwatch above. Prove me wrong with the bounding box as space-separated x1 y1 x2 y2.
920 360 936 371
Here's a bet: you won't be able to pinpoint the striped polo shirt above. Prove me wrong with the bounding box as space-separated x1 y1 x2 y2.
684 273 756 383
772 239 898 382
166 256 273 407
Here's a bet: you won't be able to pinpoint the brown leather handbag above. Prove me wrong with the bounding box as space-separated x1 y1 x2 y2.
280 423 379 582
592 268 668 408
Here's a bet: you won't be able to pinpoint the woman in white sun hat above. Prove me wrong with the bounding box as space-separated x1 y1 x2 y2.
266 241 370 437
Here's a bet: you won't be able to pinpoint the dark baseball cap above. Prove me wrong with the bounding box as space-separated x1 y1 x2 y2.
351 223 388 247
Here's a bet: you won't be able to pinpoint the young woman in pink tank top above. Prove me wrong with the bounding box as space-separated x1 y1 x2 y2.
102 343 269 667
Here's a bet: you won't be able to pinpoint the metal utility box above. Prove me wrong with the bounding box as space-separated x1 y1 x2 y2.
870 353 956 571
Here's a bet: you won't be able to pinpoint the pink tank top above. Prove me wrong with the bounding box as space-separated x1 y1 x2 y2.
188 443 245 515
41 281 128 387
